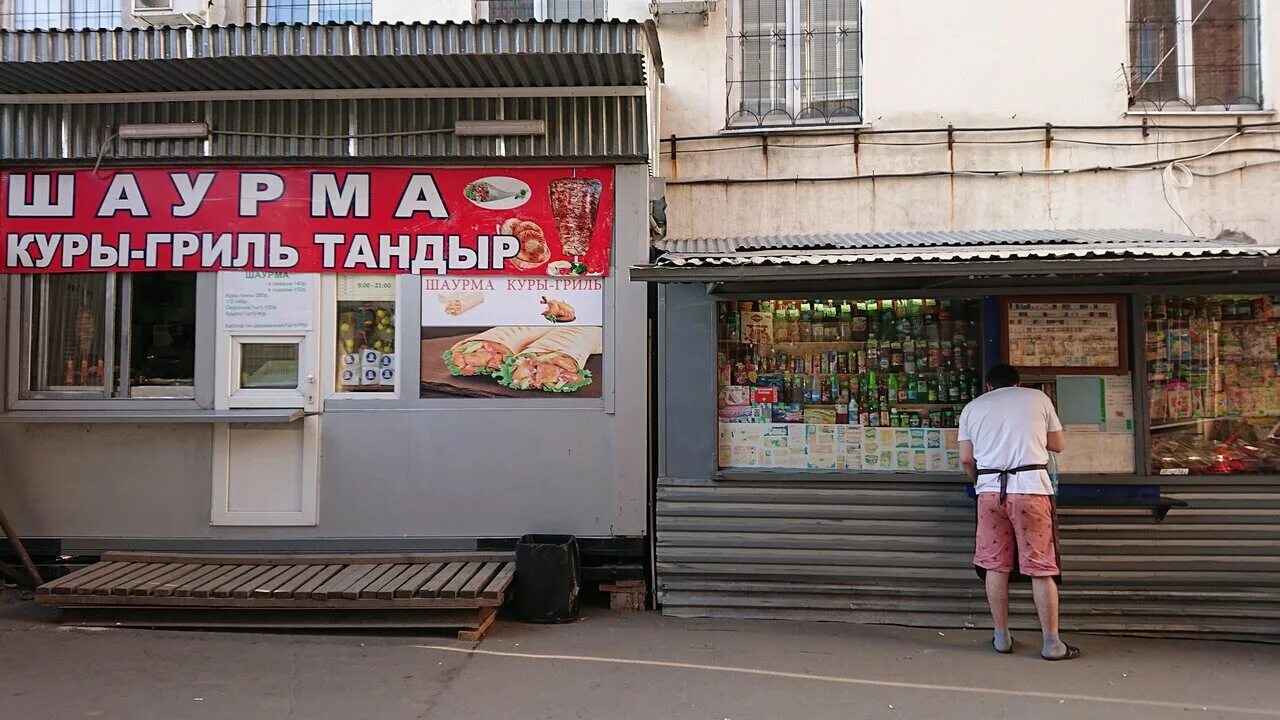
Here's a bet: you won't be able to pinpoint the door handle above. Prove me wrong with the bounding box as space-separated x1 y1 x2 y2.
306 374 316 385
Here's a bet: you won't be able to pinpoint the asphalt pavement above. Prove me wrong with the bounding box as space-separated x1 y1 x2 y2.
2 587 1277 720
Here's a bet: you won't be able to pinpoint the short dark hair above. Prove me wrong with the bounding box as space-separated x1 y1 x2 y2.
986 364 1020 389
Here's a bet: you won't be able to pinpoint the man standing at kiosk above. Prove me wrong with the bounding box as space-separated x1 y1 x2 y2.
958 364 1079 660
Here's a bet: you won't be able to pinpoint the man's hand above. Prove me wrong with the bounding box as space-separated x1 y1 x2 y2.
959 439 978 484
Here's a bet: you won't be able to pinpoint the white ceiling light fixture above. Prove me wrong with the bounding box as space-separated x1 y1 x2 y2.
117 122 211 140
453 120 546 136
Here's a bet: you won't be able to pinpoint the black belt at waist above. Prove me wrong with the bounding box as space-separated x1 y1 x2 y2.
976 464 1050 504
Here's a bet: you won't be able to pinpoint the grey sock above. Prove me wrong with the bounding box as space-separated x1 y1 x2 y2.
1043 634 1068 658
993 628 1012 653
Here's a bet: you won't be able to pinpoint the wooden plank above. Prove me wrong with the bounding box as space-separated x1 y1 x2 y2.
59 606 497 628
457 607 497 642
270 563 327 597
40 593 502 610
440 562 484 600
234 566 293 599
392 563 445 599
480 564 516 600
459 562 503 599
361 564 412 599
340 564 398 600
293 565 344 598
75 563 144 595
131 564 200 596
100 551 513 565
420 562 468 599
252 565 313 598
154 565 226 598
91 564 162 596
312 564 379 600
213 566 275 599
182 565 247 598
43 562 123 595
112 563 184 596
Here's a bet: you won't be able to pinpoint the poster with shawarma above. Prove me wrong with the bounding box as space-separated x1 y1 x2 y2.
421 276 604 399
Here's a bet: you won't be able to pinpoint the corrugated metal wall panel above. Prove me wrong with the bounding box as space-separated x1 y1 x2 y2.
656 478 1280 639
0 96 646 162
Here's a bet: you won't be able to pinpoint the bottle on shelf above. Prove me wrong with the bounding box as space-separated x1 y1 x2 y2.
903 337 917 375
888 373 899 407
851 301 868 342
798 301 812 341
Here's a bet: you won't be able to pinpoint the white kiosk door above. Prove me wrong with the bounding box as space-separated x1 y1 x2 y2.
212 272 321 526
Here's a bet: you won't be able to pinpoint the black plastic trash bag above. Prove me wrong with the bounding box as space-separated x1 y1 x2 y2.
514 534 580 623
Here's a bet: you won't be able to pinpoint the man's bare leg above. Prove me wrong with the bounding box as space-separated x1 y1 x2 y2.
1033 576 1071 658
984 570 1012 652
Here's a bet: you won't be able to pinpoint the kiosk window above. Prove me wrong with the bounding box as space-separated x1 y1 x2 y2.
717 297 982 472
336 275 397 393
1146 294 1280 475
23 272 197 399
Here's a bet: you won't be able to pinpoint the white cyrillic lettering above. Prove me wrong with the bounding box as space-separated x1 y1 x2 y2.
96 174 149 218
201 232 233 268
60 233 90 268
314 233 344 269
233 233 267 267
267 234 299 268
239 173 284 217
311 173 370 218
32 233 59 267
411 235 446 274
143 233 170 268
378 234 411 270
446 236 478 270
171 172 216 218
171 233 201 266
5 233 34 268
343 233 378 270
6 174 74 218
492 233 520 269
393 174 448 219
117 233 131 267
89 234 118 268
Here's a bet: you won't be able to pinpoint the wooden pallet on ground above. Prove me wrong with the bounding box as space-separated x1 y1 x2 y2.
36 551 515 640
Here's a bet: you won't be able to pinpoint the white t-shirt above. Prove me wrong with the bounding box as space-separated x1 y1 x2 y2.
957 386 1063 495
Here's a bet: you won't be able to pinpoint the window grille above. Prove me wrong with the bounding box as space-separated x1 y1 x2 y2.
479 0 608 21
246 0 372 23
1128 0 1262 111
727 0 863 128
8 0 121 30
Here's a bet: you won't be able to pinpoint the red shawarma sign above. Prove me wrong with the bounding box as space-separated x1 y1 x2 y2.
0 166 614 276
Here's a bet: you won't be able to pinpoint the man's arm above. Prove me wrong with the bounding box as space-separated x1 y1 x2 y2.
1046 430 1067 453
959 439 978 484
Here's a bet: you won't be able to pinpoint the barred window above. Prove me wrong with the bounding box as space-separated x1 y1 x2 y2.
728 0 862 128
9 0 121 30
479 0 608 21
1129 0 1262 111
247 0 372 23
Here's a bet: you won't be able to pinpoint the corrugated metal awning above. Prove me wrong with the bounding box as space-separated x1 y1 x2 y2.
0 20 660 96
632 229 1280 282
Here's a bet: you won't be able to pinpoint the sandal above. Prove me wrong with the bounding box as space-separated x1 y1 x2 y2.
1042 644 1082 661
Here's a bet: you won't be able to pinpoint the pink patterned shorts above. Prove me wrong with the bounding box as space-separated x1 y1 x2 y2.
974 493 1060 577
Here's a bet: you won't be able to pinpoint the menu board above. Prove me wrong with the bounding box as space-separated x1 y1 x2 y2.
1001 296 1128 374
220 271 316 331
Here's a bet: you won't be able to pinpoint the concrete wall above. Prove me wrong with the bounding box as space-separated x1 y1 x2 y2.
0 165 650 546
652 0 1280 242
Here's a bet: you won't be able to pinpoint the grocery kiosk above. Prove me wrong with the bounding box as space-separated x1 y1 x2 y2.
634 229 1280 639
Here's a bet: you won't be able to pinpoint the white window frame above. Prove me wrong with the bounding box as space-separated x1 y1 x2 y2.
226 334 315 409
13 272 199 403
1130 0 1263 111
10 0 122 30
727 0 863 128
252 0 371 23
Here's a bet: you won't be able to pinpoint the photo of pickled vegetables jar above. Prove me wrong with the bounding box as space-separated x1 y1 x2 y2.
337 275 397 392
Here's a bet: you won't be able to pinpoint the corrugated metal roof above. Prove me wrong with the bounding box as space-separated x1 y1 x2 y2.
636 229 1280 280
654 228 1242 255
0 20 658 94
